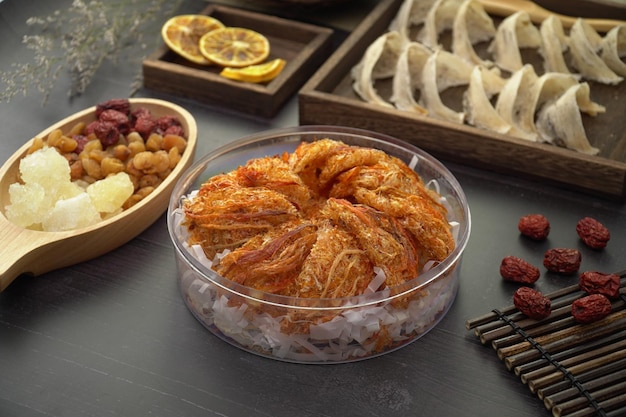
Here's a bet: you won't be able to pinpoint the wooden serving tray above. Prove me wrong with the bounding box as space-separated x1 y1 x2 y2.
143 5 333 118
298 0 626 198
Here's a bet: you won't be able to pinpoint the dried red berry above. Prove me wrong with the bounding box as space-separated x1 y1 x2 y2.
72 134 90 154
133 116 157 139
98 109 131 135
518 214 550 241
164 124 186 137
155 115 182 135
571 294 612 323
579 271 620 299
543 248 581 274
131 107 152 121
576 217 610 249
500 256 540 284
514 287 551 320
91 121 120 147
95 98 131 117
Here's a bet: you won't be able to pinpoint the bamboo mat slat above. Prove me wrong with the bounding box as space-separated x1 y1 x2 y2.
466 271 626 417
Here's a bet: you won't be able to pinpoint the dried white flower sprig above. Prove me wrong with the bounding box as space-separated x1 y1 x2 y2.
1 0 182 105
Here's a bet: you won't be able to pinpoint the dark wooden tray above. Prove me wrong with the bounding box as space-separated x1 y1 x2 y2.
143 4 333 118
298 0 626 198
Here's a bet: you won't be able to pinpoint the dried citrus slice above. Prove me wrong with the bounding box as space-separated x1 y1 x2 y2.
220 58 286 83
161 14 225 65
199 27 270 68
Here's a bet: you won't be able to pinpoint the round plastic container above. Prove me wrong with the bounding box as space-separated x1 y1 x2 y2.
167 126 471 363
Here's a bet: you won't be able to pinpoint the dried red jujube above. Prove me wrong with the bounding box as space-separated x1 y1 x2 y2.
571 294 612 323
513 287 551 320
95 98 131 118
133 117 157 139
543 248 581 274
98 109 131 135
576 217 610 249
88 121 120 147
518 214 550 241
579 271 620 299
500 256 540 284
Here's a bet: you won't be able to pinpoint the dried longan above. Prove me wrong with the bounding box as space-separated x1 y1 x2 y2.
128 141 146 157
69 121 86 136
162 134 187 153
112 144 131 161
82 157 103 180
152 151 170 174
139 174 161 189
87 149 106 163
28 137 45 154
168 147 181 169
145 133 163 152
101 157 125 177
126 131 143 143
132 151 155 172
136 186 155 198
69 159 84 180
47 129 63 146
57 137 78 153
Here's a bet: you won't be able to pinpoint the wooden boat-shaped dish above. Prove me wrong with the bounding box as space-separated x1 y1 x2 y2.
0 98 198 291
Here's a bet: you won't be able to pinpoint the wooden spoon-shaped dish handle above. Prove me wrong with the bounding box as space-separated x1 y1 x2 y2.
0 211 151 291
0 221 58 291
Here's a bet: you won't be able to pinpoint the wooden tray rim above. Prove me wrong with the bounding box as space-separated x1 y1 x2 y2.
143 4 334 117
298 0 626 198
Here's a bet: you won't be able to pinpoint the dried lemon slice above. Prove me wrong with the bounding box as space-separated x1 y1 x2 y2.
199 27 270 68
220 58 286 83
161 15 225 65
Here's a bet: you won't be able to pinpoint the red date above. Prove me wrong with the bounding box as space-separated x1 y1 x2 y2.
579 271 620 299
514 287 551 320
500 256 540 284
518 214 550 241
133 116 157 139
571 294 612 323
95 98 131 118
86 120 120 147
576 217 610 249
155 115 182 133
543 248 581 274
98 109 130 135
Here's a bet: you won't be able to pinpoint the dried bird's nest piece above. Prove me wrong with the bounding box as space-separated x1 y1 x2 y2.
351 31 403 108
182 139 455 299
601 25 626 77
464 66 535 139
489 11 542 73
352 0 625 155
539 15 576 76
537 83 603 155
569 19 624 85
452 0 496 67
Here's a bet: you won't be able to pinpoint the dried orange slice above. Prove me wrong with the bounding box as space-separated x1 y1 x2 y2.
161 15 224 65
220 59 286 83
199 27 270 68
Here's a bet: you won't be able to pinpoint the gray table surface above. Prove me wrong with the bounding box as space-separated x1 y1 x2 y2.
1 1 625 416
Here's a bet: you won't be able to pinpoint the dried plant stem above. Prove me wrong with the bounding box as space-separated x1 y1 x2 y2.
1 0 184 105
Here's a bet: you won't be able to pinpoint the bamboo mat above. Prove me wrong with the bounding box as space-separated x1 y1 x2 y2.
466 271 626 417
